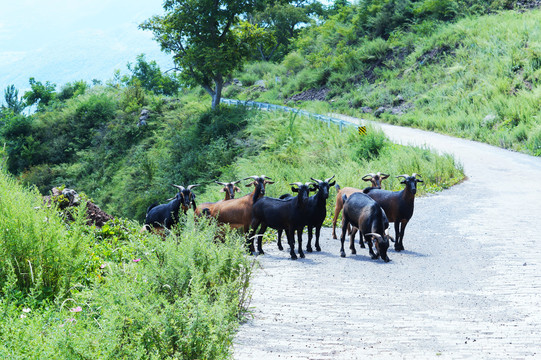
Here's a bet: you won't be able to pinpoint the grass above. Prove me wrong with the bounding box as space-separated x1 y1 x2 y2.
230 9 541 156
194 105 464 228
0 154 254 358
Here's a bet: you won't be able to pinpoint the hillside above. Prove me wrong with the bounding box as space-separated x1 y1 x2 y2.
230 7 541 156
1 85 463 221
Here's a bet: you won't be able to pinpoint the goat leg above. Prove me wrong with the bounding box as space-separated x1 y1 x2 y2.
286 230 297 260
256 224 266 255
296 228 305 259
366 235 378 259
332 206 341 240
277 229 284 251
394 221 406 251
349 227 357 255
315 226 322 252
339 219 348 258
306 226 313 253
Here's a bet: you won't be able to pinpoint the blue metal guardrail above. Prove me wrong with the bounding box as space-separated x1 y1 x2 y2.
221 98 361 133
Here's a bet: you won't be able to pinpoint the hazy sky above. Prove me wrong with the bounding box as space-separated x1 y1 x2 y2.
0 0 174 93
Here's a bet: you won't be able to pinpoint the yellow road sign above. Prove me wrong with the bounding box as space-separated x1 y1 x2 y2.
358 126 367 135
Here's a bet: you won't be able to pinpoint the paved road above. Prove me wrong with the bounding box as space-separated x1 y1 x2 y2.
233 119 541 359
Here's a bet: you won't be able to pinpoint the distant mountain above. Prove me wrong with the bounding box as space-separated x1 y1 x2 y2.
0 2 175 95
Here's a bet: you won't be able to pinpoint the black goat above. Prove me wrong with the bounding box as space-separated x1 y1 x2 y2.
332 172 389 239
250 182 315 260
340 192 390 262
143 184 200 232
277 175 335 253
364 173 423 251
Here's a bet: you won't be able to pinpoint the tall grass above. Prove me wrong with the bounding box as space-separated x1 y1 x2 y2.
0 159 253 358
194 107 464 227
230 9 541 156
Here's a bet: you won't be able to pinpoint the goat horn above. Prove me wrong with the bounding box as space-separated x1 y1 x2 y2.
243 176 259 181
171 184 185 191
412 173 422 178
362 173 375 180
365 233 383 241
396 175 408 179
215 181 227 186
289 182 304 187
187 184 200 190
261 175 272 180
231 179 242 185
310 177 323 183
325 175 335 183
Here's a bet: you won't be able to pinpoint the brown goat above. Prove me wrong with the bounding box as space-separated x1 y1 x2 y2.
331 172 389 239
194 180 241 217
202 175 273 233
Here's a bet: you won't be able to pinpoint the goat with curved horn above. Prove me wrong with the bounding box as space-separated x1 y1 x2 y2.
365 173 423 251
142 183 200 235
339 192 390 262
331 171 389 239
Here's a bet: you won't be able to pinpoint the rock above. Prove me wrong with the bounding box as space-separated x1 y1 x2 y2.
482 114 497 127
393 95 405 105
361 106 373 113
374 107 387 117
254 80 266 88
138 109 150 126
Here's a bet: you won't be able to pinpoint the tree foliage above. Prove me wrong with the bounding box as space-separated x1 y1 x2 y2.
140 0 265 109
22 78 56 111
2 85 25 114
126 54 181 96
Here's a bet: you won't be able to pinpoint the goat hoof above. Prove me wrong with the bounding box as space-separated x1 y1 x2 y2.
258 249 265 255
306 246 313 253
278 245 283 251
371 254 378 260
340 251 346 258
299 252 305 259
316 246 321 252
350 249 356 255
290 254 298 260
395 244 404 251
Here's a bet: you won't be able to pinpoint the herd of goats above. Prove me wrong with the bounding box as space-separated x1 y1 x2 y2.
141 172 424 262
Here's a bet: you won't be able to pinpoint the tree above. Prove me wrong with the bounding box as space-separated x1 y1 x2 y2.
140 0 264 109
126 54 180 96
23 78 56 111
2 85 25 114
250 1 326 62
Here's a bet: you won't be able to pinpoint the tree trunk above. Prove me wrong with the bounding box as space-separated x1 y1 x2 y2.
211 76 223 110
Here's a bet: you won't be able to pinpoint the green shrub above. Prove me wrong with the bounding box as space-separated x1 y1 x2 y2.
282 51 306 73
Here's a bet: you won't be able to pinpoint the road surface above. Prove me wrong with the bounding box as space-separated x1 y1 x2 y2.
234 118 541 359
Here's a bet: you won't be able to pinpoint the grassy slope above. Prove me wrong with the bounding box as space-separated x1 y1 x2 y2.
231 9 541 156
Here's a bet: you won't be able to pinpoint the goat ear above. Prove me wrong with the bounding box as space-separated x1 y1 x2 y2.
329 180 336 187
416 179 424 183
381 173 390 179
246 182 255 187
234 186 241 192
265 180 275 185
219 188 225 192
309 186 318 192
291 187 299 193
